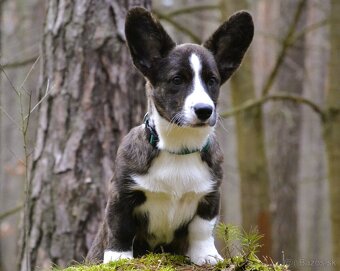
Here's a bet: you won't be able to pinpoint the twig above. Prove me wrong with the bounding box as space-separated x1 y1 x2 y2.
153 11 201 43
1 55 39 69
220 94 325 121
0 63 20 96
293 19 328 44
6 146 25 166
0 105 21 129
24 79 51 121
0 204 23 221
20 55 41 95
24 91 32 135
261 0 307 97
156 5 219 18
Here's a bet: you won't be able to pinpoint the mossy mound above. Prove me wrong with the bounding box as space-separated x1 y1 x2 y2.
57 224 289 271
57 253 288 271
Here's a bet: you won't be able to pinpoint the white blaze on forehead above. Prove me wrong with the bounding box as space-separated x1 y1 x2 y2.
190 53 202 76
185 54 214 109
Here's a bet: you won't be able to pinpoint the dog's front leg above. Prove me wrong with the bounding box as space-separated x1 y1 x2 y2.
187 216 222 265
187 192 222 265
103 194 135 263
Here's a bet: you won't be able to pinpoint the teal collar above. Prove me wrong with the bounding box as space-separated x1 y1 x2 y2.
143 113 210 155
165 141 210 155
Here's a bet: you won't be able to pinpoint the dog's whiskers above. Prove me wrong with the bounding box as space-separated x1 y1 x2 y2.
166 112 184 135
217 114 231 134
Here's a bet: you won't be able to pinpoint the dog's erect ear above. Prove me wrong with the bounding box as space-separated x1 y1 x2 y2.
125 7 176 77
203 11 254 84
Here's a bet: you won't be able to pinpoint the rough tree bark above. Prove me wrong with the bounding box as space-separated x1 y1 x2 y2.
18 0 150 270
223 0 271 258
324 0 340 268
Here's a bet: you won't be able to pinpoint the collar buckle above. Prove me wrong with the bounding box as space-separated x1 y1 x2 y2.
144 113 159 147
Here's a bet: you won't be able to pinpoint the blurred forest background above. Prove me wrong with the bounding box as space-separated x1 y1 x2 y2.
0 0 339 271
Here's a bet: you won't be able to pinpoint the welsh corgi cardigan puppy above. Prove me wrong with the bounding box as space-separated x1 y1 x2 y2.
87 7 254 266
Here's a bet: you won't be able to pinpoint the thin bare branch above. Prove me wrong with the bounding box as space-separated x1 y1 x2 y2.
23 92 33 135
293 19 329 44
24 79 51 121
156 5 219 18
0 204 23 221
6 146 25 166
153 11 201 43
220 94 325 121
1 55 39 70
0 105 20 129
261 0 307 97
0 63 20 96
20 55 41 95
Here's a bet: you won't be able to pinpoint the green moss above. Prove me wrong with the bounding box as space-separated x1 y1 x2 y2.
55 254 190 271
56 224 289 271
55 253 288 271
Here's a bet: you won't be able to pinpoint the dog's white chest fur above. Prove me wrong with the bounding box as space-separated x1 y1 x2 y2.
132 151 213 246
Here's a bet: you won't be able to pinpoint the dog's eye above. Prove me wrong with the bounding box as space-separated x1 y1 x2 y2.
171 76 183 85
207 77 218 87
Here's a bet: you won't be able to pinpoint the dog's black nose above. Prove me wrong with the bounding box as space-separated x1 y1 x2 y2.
194 103 213 121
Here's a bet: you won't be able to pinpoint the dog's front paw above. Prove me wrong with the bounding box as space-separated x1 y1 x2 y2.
187 241 223 265
190 252 223 266
103 250 133 263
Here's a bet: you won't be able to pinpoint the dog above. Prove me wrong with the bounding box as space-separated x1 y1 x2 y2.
86 7 253 266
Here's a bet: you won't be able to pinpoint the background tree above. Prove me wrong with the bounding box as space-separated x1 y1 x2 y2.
325 0 340 267
223 0 271 258
17 0 149 270
265 0 306 263
299 0 330 266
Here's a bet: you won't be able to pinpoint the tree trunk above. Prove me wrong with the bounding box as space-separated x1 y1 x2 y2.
223 0 271 258
265 0 306 264
299 1 331 270
18 0 150 270
230 71 272 257
324 0 340 268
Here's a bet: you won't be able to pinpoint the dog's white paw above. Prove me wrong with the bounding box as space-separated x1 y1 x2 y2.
187 241 223 265
103 250 133 263
191 254 223 266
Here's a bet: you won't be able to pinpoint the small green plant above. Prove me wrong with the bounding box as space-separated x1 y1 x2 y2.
215 223 289 271
215 223 242 258
215 223 263 259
